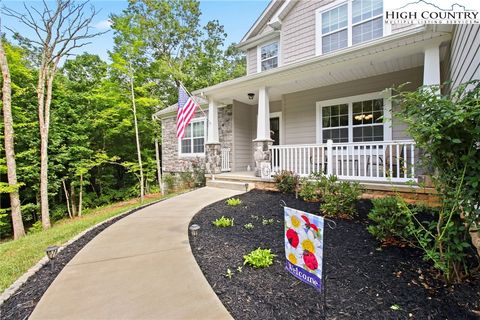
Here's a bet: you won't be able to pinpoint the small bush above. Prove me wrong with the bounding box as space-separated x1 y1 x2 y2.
179 172 195 189
320 180 362 217
367 196 413 242
262 218 274 225
28 221 43 234
243 248 276 268
244 223 254 230
299 179 319 202
0 209 12 239
226 198 242 206
163 173 176 193
212 216 234 227
274 170 299 193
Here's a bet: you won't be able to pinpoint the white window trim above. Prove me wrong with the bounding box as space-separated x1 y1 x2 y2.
269 112 284 145
178 117 206 158
257 39 280 73
315 0 391 56
315 91 392 144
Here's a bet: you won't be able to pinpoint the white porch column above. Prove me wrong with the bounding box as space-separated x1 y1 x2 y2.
253 86 273 177
205 98 221 174
256 86 270 140
207 98 219 143
423 45 440 86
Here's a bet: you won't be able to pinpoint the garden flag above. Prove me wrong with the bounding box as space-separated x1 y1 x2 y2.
176 85 198 139
284 206 324 291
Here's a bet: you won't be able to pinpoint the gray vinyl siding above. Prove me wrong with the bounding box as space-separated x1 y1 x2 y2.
233 100 254 171
278 1 417 66
283 67 423 144
448 24 480 90
247 48 257 75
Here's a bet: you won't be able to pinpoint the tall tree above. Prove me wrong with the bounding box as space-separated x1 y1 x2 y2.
0 34 26 239
3 0 105 229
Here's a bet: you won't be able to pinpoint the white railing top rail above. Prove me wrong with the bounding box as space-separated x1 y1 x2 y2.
269 140 415 149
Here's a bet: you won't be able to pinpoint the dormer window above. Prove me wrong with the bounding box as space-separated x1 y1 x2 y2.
259 41 279 72
317 0 384 55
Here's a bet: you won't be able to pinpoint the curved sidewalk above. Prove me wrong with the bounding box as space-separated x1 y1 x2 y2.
30 187 242 320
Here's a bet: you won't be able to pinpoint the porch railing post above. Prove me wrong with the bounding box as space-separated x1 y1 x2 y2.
326 139 333 176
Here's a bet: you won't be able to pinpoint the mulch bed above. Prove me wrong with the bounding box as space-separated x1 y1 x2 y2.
189 189 480 320
0 202 157 320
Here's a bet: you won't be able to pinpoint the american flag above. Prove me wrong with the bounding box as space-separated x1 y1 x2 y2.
176 85 198 139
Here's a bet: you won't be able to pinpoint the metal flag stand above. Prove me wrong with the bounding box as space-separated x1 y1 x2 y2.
279 200 337 319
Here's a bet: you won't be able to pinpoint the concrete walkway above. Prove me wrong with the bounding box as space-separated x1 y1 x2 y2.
30 187 242 320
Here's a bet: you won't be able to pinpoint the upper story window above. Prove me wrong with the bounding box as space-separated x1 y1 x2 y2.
318 0 384 55
259 41 279 71
179 118 205 156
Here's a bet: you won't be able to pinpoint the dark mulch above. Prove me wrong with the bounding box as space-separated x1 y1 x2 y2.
0 201 160 320
190 189 480 320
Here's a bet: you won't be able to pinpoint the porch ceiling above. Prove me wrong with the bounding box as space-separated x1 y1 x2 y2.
195 26 451 106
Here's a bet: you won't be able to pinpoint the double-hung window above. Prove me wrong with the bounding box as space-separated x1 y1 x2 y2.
318 0 384 55
259 41 279 71
318 93 389 143
180 118 205 155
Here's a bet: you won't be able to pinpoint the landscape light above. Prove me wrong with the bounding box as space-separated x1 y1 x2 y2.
45 245 60 271
189 224 200 237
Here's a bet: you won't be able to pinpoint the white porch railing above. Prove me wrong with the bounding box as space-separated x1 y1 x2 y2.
270 140 417 183
221 148 231 172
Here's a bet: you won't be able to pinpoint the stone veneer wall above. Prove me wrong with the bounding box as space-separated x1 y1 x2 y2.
161 105 233 173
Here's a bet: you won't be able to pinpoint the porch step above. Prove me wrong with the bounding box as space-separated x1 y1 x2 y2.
206 179 254 192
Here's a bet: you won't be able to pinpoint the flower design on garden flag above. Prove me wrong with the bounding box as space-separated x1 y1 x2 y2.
284 207 324 291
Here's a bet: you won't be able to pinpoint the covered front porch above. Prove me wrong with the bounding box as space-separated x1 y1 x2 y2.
199 25 449 185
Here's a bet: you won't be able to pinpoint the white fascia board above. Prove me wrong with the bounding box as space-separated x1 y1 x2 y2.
236 31 281 51
240 0 278 43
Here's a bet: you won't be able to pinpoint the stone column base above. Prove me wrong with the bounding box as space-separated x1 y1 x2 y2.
253 139 273 177
205 143 222 174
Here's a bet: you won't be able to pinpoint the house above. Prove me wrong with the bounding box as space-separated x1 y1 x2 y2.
155 0 480 191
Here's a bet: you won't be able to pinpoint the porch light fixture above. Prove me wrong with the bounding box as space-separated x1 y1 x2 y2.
189 224 200 237
247 93 255 100
46 245 60 271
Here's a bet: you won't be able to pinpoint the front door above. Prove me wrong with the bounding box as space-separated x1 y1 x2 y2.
270 117 280 146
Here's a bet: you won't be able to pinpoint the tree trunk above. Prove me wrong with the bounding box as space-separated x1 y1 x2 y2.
129 67 144 203
71 182 77 217
155 138 164 195
0 38 26 239
78 174 83 217
62 179 72 219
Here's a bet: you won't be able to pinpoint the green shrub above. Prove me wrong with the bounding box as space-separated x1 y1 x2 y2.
243 223 254 230
225 198 242 206
0 209 12 239
243 248 275 268
320 180 362 217
28 221 43 234
212 216 234 227
367 196 413 242
395 80 480 282
163 173 176 193
179 172 194 189
273 170 299 193
191 159 206 187
262 218 274 225
299 179 319 202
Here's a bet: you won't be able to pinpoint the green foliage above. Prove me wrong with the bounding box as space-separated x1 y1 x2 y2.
394 81 480 282
179 172 195 189
0 209 12 238
243 248 276 269
320 180 362 217
191 159 206 187
273 170 299 193
262 218 274 225
243 223 254 230
299 178 319 202
163 173 176 193
225 198 242 206
28 221 43 234
367 196 413 242
212 216 234 227
225 268 233 279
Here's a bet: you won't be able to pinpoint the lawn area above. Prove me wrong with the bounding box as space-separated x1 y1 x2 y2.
0 192 177 293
